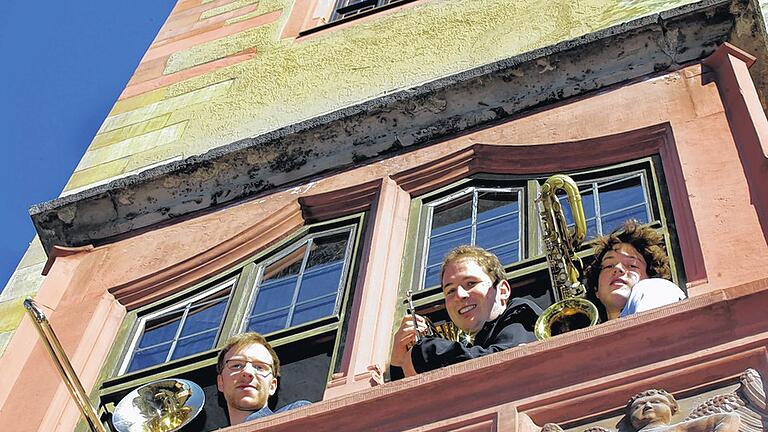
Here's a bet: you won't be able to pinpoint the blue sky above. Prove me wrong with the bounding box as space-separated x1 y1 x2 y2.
0 0 176 291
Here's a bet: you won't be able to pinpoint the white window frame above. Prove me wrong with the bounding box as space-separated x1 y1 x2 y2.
239 225 358 334
419 186 524 290
118 277 236 375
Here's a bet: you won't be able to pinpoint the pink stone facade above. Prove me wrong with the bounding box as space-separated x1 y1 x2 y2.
1 34 767 432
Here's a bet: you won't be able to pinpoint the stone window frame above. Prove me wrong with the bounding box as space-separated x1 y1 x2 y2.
387 122 706 333
95 179 385 416
113 221 360 379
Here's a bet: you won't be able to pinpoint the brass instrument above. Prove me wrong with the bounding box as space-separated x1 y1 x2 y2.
533 175 599 340
24 298 108 432
405 290 473 345
112 378 204 432
23 298 204 432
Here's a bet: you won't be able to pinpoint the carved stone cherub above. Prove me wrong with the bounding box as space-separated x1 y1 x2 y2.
541 369 767 432
616 389 739 432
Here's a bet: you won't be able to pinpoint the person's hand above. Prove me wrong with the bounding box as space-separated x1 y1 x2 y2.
390 314 427 376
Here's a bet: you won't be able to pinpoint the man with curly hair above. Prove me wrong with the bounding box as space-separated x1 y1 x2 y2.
586 220 685 320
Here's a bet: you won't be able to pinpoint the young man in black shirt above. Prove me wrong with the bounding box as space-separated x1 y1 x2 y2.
390 245 541 378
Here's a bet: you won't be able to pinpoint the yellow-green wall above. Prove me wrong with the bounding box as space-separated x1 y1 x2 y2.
64 0 695 192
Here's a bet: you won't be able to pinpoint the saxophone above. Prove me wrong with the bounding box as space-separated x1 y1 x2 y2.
534 174 599 340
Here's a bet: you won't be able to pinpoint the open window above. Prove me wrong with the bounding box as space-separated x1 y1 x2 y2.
399 157 684 339
98 216 364 430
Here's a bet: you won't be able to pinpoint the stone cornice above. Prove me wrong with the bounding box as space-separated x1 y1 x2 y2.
30 0 746 254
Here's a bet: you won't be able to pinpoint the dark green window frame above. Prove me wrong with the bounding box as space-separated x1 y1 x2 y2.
96 213 366 420
398 157 685 319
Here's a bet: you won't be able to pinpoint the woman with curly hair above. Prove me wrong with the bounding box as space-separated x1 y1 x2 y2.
585 220 685 320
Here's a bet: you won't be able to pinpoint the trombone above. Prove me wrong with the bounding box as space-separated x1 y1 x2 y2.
23 298 204 432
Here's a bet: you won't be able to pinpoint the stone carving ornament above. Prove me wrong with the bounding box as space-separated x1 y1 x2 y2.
541 369 767 432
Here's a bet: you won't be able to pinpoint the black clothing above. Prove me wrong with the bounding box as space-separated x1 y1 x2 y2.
390 298 541 380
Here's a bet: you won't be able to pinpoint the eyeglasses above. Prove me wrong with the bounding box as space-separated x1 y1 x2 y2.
224 359 273 377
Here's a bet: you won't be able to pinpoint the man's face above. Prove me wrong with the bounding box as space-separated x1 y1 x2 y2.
217 343 277 414
596 243 649 311
629 394 674 429
442 259 510 334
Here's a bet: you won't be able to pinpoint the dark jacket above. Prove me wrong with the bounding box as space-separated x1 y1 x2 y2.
390 298 541 380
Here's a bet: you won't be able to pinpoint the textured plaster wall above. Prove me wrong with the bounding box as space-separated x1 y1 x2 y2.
0 0 709 355
64 0 697 193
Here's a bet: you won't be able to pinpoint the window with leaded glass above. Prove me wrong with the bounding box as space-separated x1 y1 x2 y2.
243 227 356 334
120 278 234 374
421 187 522 289
331 0 412 22
114 221 359 378
103 219 362 429
558 171 651 239
407 159 678 301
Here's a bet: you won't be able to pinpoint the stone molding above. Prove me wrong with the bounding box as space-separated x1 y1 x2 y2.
390 124 706 286
109 178 385 310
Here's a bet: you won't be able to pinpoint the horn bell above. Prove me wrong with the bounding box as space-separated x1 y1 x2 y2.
112 378 204 432
534 296 599 340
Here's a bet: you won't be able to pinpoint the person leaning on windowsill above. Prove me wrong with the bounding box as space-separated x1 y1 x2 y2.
216 332 311 425
584 220 686 321
389 245 542 379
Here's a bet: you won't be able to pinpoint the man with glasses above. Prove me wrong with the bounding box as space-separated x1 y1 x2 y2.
217 332 311 425
390 245 541 378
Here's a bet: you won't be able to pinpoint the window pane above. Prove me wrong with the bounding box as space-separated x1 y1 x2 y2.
291 296 336 327
424 264 442 288
601 205 648 234
297 262 343 304
558 189 595 227
306 232 348 269
251 246 306 318
263 245 306 281
431 194 472 237
247 308 290 334
488 242 519 266
476 191 518 222
138 312 182 349
598 176 645 215
171 330 217 360
427 226 471 267
476 213 519 252
127 343 172 373
252 276 299 315
179 297 228 337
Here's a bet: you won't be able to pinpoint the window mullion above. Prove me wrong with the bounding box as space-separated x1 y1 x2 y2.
641 172 653 221
470 189 478 245
166 303 192 362
332 228 355 314
287 239 313 327
591 182 602 236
